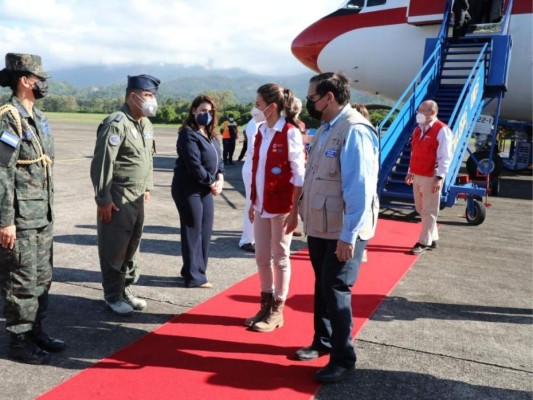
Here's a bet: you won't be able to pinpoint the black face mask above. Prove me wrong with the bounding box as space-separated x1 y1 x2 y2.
306 95 326 120
32 80 48 99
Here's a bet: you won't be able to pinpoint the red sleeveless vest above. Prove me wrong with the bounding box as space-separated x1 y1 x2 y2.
410 119 446 177
250 122 294 214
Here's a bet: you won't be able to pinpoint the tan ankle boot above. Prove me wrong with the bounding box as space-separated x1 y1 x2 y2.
244 292 273 327
252 299 284 332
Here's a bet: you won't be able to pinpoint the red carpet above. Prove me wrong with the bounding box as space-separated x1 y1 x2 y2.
39 219 420 400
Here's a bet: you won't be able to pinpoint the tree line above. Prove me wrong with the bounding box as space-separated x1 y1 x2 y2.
0 90 390 129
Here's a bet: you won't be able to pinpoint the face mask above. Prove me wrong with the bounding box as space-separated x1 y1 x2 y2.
32 80 48 99
306 96 326 120
134 93 158 117
416 112 427 124
251 105 271 123
196 111 212 126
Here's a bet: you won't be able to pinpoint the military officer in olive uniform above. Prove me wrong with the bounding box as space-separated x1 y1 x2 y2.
90 74 160 315
0 53 65 364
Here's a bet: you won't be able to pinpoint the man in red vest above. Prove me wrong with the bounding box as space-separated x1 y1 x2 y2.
405 100 453 255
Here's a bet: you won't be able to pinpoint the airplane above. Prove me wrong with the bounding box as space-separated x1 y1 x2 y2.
291 0 532 122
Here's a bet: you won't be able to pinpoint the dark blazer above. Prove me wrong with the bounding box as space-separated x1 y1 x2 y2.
173 126 224 192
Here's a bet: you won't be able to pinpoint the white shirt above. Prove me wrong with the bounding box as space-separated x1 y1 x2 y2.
253 117 305 218
242 118 260 177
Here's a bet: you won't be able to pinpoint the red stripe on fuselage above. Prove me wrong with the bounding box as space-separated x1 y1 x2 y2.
291 1 531 73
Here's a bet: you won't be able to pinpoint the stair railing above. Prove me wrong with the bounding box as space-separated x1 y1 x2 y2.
377 42 442 194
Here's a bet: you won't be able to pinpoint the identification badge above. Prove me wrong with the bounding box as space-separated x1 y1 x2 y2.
324 148 337 158
271 167 282 174
108 134 121 146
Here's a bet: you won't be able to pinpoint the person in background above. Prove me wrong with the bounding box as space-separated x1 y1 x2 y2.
352 103 370 121
221 113 238 165
237 115 249 162
91 74 160 315
238 116 260 253
244 83 305 332
452 0 471 38
292 97 306 238
295 72 379 383
0 52 65 364
405 100 453 255
171 95 224 288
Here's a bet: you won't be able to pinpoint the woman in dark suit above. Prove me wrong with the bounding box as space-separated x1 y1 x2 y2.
171 95 224 288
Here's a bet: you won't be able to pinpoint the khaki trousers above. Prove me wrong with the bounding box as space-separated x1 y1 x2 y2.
412 174 440 246
253 211 292 301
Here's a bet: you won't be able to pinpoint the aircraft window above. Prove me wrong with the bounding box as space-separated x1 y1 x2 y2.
367 0 386 6
346 0 364 10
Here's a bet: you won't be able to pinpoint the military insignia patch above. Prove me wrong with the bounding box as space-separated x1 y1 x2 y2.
0 131 20 148
108 134 121 146
143 131 154 140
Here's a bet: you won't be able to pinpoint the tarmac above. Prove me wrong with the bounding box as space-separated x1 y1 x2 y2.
0 121 531 400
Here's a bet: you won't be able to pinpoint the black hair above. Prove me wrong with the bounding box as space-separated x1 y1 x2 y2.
309 72 351 106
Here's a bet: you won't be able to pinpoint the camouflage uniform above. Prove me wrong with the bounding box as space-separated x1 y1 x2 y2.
0 95 54 335
90 104 154 302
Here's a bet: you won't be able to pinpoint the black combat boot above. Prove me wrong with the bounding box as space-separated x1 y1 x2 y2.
32 320 66 353
9 332 51 364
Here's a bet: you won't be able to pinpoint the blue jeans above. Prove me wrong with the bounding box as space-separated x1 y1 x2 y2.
307 236 367 368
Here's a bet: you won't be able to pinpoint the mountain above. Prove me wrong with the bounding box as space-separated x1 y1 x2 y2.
3 63 394 106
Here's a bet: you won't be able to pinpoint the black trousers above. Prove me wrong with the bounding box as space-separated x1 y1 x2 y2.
172 184 214 287
238 139 247 161
222 139 236 164
307 235 367 368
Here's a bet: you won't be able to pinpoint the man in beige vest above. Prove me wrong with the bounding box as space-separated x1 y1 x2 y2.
295 72 379 383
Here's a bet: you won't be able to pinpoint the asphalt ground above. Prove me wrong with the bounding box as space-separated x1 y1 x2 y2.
0 121 531 400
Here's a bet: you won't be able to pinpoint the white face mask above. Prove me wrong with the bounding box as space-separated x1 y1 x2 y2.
416 112 426 124
251 105 271 124
134 93 158 117
251 106 266 123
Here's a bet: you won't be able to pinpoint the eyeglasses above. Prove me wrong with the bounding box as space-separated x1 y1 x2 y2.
306 93 325 102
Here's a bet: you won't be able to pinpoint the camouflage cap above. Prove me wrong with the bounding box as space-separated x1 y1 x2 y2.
5 53 50 79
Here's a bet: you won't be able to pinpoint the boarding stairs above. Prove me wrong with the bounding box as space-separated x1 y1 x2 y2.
377 0 514 224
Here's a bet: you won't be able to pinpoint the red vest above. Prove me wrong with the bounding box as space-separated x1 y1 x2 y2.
250 122 294 214
409 119 446 177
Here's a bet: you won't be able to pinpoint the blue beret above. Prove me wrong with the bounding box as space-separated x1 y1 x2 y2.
127 74 160 94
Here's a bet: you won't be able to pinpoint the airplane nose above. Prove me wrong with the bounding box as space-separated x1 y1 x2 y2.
291 17 334 73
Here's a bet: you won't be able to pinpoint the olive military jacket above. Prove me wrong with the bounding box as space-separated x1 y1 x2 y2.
90 104 154 206
0 96 54 229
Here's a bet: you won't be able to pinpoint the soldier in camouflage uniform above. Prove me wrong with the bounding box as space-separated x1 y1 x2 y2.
90 74 160 315
0 53 65 364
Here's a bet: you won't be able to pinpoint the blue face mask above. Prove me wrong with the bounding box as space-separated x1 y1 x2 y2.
196 111 212 127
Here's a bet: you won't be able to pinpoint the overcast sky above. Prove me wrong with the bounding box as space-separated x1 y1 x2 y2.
0 0 338 75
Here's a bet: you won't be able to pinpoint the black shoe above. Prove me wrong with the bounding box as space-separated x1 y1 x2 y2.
32 331 66 353
9 333 51 364
294 345 330 361
429 241 438 250
410 242 429 255
315 363 355 383
240 243 255 253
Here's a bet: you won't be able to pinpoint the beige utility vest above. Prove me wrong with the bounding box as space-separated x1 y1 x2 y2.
300 108 379 241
